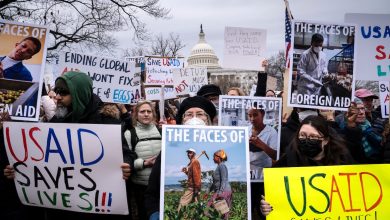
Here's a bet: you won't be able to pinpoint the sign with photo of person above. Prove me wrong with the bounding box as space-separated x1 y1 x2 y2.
0 19 49 121
59 51 141 104
161 125 251 219
218 95 282 182
264 164 390 220
288 20 356 111
3 122 129 214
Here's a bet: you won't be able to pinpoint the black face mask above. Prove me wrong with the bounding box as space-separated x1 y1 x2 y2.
298 139 323 158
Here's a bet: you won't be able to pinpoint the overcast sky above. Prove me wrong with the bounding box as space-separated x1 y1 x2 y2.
116 0 390 62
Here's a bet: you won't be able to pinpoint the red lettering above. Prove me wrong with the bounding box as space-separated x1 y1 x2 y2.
329 175 346 212
29 127 44 161
5 127 28 162
375 45 386 60
360 172 383 211
339 173 361 212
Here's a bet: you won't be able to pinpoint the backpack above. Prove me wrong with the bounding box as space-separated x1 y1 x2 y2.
129 126 162 151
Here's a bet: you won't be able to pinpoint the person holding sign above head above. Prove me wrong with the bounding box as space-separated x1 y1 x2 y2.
0 37 41 81
3 71 136 220
296 33 328 97
260 115 354 216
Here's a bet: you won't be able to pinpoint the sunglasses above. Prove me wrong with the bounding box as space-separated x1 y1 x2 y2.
54 87 70 96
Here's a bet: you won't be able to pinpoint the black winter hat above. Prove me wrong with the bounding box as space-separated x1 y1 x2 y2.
176 96 217 124
197 84 222 97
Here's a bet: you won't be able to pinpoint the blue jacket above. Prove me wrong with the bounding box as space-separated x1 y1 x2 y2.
1 56 33 81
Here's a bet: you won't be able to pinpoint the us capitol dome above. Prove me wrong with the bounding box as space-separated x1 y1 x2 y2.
187 24 221 69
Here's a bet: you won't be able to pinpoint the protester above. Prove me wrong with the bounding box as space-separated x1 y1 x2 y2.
265 89 276 97
0 37 42 81
354 88 382 123
126 100 161 220
197 84 222 124
227 87 245 96
144 96 217 219
335 99 383 163
3 71 135 220
260 115 354 216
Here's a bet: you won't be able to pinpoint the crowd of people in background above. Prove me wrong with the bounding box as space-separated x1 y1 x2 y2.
1 68 389 220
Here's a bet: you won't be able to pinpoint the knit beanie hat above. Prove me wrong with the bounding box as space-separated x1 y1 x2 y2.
176 96 216 124
197 84 222 97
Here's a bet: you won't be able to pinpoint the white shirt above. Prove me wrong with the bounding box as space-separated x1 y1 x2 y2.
249 125 278 181
297 48 328 96
1 56 21 70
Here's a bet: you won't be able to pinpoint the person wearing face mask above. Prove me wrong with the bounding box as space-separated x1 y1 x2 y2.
296 33 328 98
260 115 354 216
280 108 319 157
144 96 216 220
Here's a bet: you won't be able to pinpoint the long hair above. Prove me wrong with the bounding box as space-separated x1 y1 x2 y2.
290 115 350 165
132 100 157 126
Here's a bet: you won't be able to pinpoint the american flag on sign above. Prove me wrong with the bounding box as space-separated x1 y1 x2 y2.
285 6 293 68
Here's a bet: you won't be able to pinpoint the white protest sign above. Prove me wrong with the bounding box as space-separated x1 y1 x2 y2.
3 122 128 214
223 26 267 71
144 56 184 86
161 125 251 219
59 52 141 104
219 95 282 182
379 81 389 118
345 14 390 81
172 67 208 96
145 87 176 101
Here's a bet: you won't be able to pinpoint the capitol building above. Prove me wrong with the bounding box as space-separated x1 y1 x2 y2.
186 25 276 95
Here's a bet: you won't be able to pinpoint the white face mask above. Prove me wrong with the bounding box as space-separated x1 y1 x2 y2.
298 110 318 122
313 46 322 53
184 117 206 126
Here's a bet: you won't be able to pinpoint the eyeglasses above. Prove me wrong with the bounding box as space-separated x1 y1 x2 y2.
298 134 324 141
183 111 209 119
54 87 70 96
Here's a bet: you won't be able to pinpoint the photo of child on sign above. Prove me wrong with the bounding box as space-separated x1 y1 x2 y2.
288 21 356 111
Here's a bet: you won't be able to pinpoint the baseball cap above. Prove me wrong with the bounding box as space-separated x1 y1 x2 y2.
354 89 378 99
186 148 196 154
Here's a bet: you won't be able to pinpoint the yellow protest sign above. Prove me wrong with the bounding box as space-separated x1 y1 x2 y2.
264 164 390 220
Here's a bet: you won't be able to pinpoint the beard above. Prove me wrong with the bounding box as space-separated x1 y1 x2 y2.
55 106 69 119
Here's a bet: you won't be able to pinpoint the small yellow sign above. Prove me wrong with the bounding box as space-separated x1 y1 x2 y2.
264 164 390 220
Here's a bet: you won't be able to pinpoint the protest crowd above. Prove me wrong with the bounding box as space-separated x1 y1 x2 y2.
1 2 390 220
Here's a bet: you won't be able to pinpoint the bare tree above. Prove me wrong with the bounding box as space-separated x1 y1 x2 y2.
150 32 185 57
267 50 286 90
0 0 170 57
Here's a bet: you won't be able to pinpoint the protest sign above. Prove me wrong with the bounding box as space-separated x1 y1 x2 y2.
264 164 390 220
59 52 141 104
144 86 176 101
172 67 208 96
3 122 128 214
223 26 267 71
144 56 184 86
161 125 251 219
379 81 389 118
0 19 49 121
345 14 390 81
219 95 282 182
288 20 356 111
